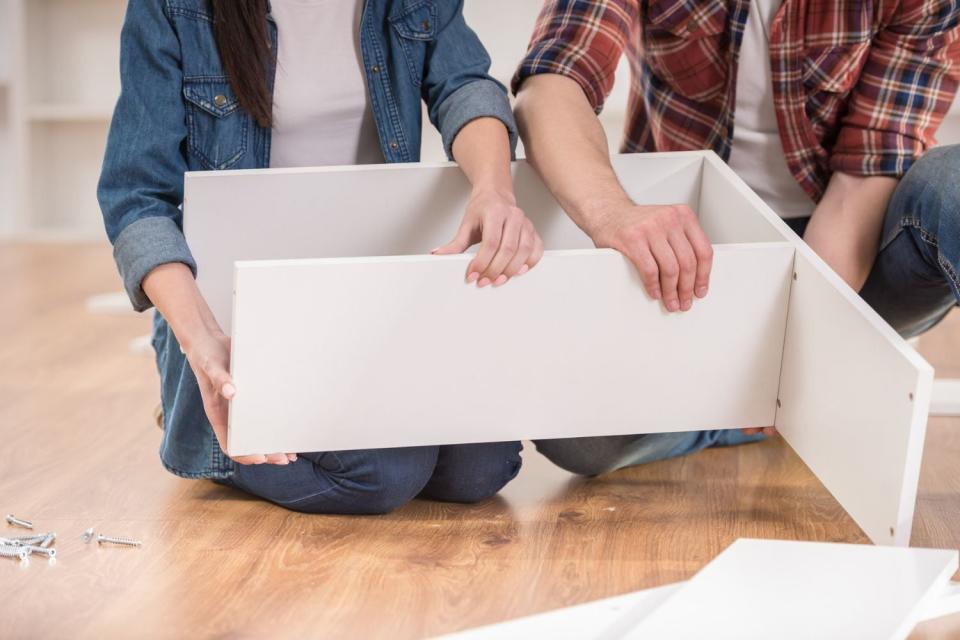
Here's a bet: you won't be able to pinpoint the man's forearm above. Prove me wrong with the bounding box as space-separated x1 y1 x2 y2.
803 171 897 291
514 74 633 238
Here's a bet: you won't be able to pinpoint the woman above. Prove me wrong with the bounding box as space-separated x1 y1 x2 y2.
98 0 543 514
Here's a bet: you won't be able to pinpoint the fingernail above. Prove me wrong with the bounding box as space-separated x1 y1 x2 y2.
493 275 508 287
518 264 529 275
222 383 236 398
681 299 692 311
478 277 491 287
652 289 661 300
696 286 708 298
667 300 680 312
467 272 479 283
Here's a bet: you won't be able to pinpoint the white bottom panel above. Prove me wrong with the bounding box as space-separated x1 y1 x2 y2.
228 244 793 456
625 539 958 640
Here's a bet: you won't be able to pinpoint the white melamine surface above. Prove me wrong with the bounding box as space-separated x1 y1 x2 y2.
188 152 934 545
624 539 958 640
702 155 934 546
227 244 794 455
185 154 704 333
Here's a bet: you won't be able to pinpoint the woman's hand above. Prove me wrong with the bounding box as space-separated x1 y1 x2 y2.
432 188 544 287
184 329 297 466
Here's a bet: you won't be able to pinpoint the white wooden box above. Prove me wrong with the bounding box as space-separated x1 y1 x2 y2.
184 151 933 547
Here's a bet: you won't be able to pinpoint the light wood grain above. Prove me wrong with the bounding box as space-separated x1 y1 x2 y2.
0 243 957 639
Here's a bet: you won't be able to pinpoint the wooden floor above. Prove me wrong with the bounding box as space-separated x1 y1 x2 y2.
1 243 958 639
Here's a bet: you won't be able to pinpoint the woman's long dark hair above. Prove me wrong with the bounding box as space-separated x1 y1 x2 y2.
211 0 273 127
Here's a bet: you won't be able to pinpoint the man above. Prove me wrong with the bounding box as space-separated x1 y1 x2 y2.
512 0 960 475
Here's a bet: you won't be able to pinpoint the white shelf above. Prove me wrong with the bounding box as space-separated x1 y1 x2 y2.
28 103 113 122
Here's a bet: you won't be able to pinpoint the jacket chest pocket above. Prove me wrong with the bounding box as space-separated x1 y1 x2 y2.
183 77 249 170
389 0 438 87
642 0 728 102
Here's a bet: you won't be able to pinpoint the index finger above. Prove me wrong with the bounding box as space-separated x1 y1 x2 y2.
684 217 713 298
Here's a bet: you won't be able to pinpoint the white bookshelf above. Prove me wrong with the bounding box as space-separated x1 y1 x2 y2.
1 0 125 240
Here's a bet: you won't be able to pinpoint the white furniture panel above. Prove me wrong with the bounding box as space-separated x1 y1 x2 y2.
228 245 794 455
186 152 934 546
625 539 958 640
702 155 935 546
441 539 960 639
185 153 705 333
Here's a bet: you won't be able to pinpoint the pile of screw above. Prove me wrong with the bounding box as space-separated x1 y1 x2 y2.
3 513 143 563
1 514 56 561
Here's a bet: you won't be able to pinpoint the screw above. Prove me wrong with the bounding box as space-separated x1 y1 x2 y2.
5 514 33 529
40 533 56 548
97 534 142 548
0 545 30 561
0 534 47 545
23 545 56 558
81 528 95 544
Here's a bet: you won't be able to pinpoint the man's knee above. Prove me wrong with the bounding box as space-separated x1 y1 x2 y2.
533 437 626 476
899 145 960 215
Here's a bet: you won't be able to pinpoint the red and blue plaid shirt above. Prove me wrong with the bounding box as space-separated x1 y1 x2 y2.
513 0 960 202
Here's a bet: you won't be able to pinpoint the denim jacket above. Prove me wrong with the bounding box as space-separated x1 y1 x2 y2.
97 0 517 478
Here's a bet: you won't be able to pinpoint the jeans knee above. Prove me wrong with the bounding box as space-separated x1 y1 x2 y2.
305 446 439 515
421 441 523 503
534 438 622 476
901 145 960 213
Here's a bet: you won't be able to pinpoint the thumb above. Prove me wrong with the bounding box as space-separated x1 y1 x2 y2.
431 225 474 255
204 360 235 400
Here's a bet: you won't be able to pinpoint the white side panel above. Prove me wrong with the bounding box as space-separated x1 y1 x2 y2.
184 153 707 334
701 155 934 547
227 244 793 456
776 251 934 546
625 539 959 640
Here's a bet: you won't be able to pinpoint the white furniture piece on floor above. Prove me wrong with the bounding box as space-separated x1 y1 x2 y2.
437 539 960 640
184 151 932 547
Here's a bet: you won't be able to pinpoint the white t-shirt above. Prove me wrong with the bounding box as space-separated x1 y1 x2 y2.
269 0 383 168
728 0 815 219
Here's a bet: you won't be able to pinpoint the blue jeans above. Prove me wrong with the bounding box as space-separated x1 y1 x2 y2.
220 442 523 514
536 144 960 476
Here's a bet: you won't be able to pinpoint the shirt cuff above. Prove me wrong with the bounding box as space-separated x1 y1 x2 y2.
113 216 197 312
829 127 926 178
438 79 518 161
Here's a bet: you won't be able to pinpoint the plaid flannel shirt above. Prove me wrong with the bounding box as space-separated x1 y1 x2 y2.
513 0 960 202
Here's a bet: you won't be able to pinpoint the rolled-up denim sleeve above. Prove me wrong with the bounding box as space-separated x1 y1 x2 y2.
421 1 518 160
97 0 195 312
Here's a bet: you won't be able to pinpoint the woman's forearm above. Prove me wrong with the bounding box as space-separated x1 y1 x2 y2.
804 172 897 291
141 262 223 350
451 117 516 201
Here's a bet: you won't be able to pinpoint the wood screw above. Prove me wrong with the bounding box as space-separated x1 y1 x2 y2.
5 514 33 529
0 545 30 561
81 528 96 544
23 545 56 558
97 534 142 548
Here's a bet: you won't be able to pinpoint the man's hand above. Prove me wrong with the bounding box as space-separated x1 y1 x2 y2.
432 189 544 287
590 202 714 312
